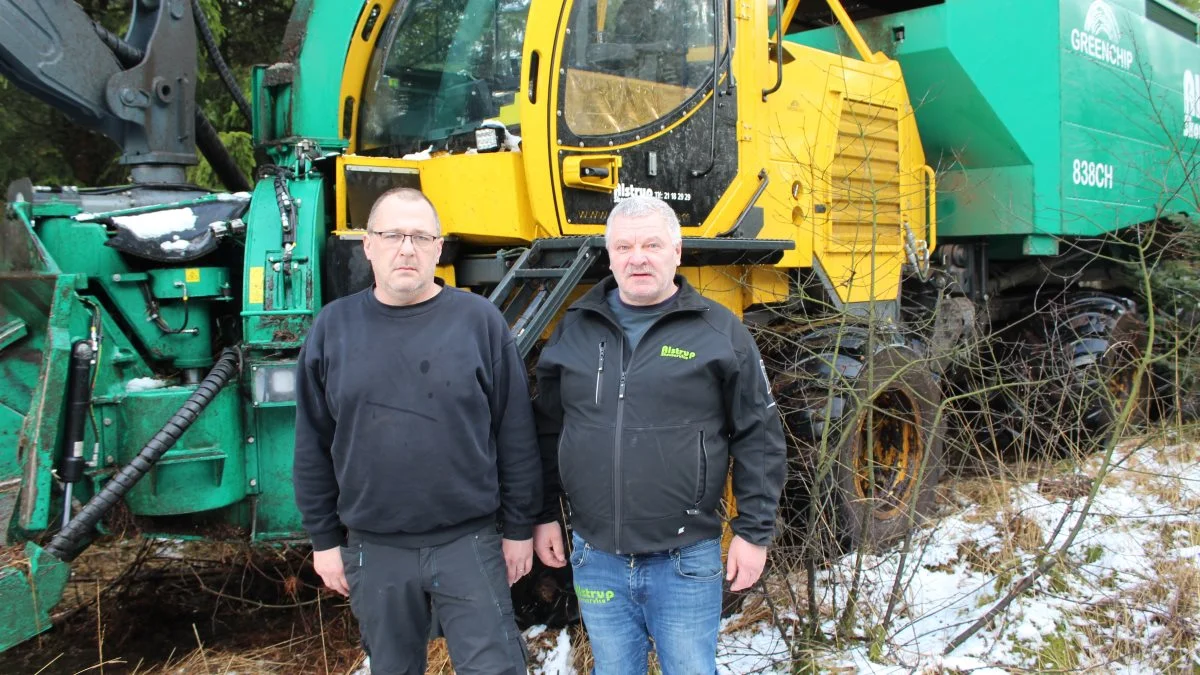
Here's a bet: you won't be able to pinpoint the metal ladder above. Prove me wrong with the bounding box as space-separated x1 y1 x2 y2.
488 236 605 358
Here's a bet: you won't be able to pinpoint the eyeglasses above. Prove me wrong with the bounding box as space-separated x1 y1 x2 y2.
368 230 441 250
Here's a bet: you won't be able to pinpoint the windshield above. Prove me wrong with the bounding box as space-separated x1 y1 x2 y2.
357 0 532 155
561 0 725 138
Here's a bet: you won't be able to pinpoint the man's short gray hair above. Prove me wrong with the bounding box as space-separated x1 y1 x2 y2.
366 187 442 234
606 196 682 243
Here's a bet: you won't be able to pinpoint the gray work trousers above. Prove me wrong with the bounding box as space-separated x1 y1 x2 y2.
340 525 528 675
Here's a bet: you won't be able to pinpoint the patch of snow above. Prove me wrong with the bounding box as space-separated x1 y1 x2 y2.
155 539 188 559
403 146 433 160
717 620 789 674
160 238 191 253
710 442 1200 674
531 627 573 675
214 192 251 202
112 208 198 239
126 377 172 392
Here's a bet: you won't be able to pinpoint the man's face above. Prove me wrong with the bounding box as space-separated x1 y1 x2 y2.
606 213 682 306
363 197 443 305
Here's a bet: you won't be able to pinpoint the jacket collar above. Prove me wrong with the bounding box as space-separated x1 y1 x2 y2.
570 274 709 318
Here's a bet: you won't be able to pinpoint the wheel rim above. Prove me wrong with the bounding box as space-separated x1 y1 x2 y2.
852 389 923 520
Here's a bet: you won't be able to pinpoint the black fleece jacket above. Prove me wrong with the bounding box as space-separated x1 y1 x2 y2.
293 285 541 551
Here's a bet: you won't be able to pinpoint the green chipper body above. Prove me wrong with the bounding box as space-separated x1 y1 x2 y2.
0 0 373 649
792 0 1200 259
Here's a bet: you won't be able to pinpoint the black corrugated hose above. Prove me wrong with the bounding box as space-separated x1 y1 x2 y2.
191 0 253 127
44 347 241 562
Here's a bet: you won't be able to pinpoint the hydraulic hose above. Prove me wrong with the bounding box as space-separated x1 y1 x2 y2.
191 0 253 127
194 112 252 193
44 347 241 562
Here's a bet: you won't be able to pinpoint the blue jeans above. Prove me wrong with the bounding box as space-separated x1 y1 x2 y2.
570 531 722 675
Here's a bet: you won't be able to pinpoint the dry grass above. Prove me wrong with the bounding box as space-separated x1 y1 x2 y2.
1071 556 1200 672
0 542 25 567
568 624 593 675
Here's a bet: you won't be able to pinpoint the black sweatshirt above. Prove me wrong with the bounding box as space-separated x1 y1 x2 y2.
293 284 542 551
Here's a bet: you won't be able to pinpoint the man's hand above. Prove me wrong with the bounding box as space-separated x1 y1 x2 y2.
726 535 767 592
533 522 567 568
502 537 534 586
313 547 349 597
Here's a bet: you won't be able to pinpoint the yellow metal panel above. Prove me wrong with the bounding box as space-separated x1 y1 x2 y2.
757 32 932 308
334 153 536 244
824 250 904 305
520 0 569 240
762 161 810 270
339 1 396 148
681 266 746 318
435 264 456 289
746 266 790 307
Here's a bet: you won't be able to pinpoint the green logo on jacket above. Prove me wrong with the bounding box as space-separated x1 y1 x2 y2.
660 344 695 360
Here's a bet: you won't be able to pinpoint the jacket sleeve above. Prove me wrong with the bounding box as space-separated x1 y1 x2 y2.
724 322 787 547
532 323 567 524
292 318 344 552
490 326 543 541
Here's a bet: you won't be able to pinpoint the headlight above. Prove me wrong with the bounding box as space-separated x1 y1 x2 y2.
474 126 500 152
252 363 296 405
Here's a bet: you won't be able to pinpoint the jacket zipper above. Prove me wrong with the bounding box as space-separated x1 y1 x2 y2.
594 341 606 405
614 336 626 553
689 430 706 515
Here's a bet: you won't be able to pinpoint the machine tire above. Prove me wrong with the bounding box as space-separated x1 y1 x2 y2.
1043 292 1150 450
769 325 946 555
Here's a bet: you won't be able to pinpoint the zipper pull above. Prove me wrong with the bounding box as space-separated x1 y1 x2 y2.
619 373 626 399
598 342 606 372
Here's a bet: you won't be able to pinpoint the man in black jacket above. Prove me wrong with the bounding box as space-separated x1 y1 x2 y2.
532 195 787 674
294 188 540 675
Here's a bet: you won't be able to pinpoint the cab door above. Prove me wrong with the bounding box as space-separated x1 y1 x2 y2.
543 0 738 234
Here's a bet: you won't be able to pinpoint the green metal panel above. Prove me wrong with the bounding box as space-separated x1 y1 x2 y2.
35 213 217 369
0 543 70 652
790 0 1200 255
241 176 324 349
277 0 366 146
111 386 245 515
238 170 327 540
147 267 231 299
1058 0 1198 235
246 404 305 540
2 275 92 535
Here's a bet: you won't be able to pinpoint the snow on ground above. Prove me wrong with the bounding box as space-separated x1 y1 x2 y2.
528 441 1200 673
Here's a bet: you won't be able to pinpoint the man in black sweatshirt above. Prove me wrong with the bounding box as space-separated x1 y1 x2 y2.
293 188 540 675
